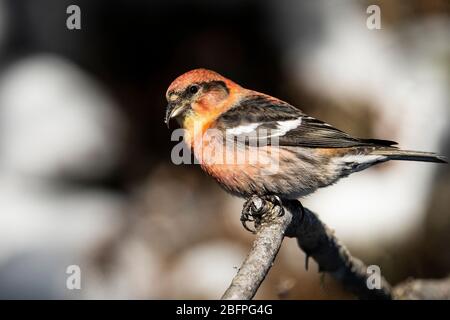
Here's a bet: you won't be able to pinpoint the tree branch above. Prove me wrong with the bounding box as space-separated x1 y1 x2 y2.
222 197 393 300
283 199 392 299
221 205 293 299
222 197 450 300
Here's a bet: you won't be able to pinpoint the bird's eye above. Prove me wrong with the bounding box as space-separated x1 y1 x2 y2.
189 85 199 94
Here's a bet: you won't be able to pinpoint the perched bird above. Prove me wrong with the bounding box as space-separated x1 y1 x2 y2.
165 69 446 206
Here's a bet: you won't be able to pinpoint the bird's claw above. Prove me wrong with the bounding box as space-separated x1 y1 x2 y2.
240 198 259 233
240 195 285 233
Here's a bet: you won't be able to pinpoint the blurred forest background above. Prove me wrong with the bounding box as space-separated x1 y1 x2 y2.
0 0 448 299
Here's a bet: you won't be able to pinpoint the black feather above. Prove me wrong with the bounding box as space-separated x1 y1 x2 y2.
216 95 397 149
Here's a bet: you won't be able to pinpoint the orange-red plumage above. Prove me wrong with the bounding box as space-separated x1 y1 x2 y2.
167 69 239 96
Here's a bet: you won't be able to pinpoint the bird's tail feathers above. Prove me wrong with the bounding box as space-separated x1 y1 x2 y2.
371 148 447 163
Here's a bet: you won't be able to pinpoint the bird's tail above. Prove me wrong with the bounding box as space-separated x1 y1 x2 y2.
371 148 447 163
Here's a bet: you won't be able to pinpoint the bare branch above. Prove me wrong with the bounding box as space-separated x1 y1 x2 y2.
283 199 392 300
222 196 450 300
222 197 393 300
221 205 293 300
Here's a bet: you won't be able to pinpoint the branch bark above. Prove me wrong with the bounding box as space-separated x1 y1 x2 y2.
221 206 293 299
222 197 393 300
222 197 450 299
283 199 392 299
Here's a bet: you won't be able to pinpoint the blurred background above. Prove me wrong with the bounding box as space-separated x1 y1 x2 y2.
0 0 448 299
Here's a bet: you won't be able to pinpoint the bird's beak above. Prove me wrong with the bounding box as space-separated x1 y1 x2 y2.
165 103 187 128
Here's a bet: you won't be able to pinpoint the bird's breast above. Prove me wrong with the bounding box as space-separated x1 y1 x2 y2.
189 133 297 196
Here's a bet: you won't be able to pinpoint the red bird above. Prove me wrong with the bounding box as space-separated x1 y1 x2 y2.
165 69 446 223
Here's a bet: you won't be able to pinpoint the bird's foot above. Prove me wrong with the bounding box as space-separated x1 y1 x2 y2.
240 195 285 233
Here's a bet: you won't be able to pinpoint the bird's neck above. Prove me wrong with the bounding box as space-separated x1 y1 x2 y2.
183 87 243 149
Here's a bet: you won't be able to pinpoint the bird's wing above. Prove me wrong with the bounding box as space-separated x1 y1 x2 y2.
215 94 397 148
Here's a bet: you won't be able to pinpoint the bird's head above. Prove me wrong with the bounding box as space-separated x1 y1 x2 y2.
165 69 239 128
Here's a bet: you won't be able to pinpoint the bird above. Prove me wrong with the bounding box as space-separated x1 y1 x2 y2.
165 68 446 226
